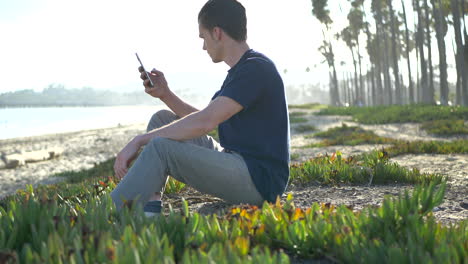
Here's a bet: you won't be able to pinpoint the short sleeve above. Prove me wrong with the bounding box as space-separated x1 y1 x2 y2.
219 60 267 109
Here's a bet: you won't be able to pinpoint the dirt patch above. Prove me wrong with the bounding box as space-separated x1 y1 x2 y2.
391 154 468 224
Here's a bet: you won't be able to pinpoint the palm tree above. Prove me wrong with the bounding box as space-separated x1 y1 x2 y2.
311 0 340 106
348 0 366 104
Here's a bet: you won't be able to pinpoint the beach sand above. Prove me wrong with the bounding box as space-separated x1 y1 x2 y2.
0 123 146 199
0 110 466 225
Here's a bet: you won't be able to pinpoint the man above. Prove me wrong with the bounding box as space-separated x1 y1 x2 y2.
111 0 290 216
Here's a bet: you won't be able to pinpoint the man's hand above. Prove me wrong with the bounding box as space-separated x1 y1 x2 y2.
114 137 142 179
139 66 170 99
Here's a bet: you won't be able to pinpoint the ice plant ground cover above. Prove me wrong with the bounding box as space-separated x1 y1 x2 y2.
293 124 318 133
302 123 396 147
297 122 468 155
0 180 466 263
316 104 468 127
288 103 328 110
0 151 466 263
1 104 467 263
421 119 468 136
289 112 309 124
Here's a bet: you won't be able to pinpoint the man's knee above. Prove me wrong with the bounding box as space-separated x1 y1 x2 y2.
148 110 177 131
148 137 175 152
150 109 176 123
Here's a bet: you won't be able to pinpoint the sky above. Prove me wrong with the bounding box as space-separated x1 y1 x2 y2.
0 0 455 99
0 0 346 97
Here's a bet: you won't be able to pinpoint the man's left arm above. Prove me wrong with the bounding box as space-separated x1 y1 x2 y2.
140 95 242 143
114 96 242 178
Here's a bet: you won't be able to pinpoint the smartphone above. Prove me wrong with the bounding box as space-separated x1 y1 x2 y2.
135 53 154 87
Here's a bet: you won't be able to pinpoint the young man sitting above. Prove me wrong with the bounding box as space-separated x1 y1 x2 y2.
111 0 290 216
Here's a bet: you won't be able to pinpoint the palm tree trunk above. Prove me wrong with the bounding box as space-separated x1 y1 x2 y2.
451 0 467 106
416 36 421 102
365 19 382 105
431 0 449 105
357 39 364 105
401 0 415 104
424 0 435 104
369 68 376 106
350 46 360 104
383 28 393 104
452 38 461 105
348 72 354 104
416 0 428 104
388 0 402 104
330 44 340 106
464 2 468 106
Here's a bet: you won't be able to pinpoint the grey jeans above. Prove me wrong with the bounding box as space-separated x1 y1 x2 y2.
110 109 264 211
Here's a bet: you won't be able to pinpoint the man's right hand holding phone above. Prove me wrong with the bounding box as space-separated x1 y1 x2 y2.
139 66 170 100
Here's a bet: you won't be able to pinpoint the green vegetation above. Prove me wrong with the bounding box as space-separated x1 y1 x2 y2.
290 151 444 186
0 146 461 263
294 124 317 133
289 112 308 117
288 103 327 110
2 102 466 262
288 112 309 124
317 105 468 124
305 124 395 147
386 140 468 156
289 117 308 124
208 129 219 142
421 119 468 136
290 153 300 161
1 180 465 263
298 123 468 155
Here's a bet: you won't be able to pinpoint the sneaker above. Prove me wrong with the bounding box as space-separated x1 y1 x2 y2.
143 200 162 217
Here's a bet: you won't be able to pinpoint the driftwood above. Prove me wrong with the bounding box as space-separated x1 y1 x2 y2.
1 148 64 169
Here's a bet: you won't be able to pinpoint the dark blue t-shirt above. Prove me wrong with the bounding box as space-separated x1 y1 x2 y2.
211 49 290 203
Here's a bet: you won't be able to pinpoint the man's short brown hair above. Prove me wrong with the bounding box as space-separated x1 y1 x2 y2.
198 0 247 42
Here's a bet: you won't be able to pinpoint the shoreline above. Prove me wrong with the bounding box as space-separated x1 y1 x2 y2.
0 123 147 199
0 122 146 144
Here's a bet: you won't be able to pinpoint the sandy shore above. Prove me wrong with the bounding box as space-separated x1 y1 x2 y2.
1 110 466 224
0 123 146 199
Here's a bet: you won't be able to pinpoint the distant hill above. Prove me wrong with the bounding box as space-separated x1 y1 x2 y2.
0 86 164 107
1 84 327 107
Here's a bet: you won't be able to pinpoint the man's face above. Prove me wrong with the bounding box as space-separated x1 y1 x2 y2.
199 23 222 63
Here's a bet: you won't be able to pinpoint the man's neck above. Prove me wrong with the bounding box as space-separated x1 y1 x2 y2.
223 42 250 68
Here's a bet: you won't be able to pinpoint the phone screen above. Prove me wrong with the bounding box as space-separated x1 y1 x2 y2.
135 53 154 87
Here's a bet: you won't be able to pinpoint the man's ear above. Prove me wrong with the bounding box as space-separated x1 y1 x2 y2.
212 26 223 41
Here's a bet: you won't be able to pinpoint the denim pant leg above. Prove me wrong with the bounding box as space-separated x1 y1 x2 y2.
146 109 222 151
110 137 264 211
110 110 264 211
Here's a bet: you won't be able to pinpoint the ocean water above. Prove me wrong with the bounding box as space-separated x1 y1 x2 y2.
0 105 165 140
